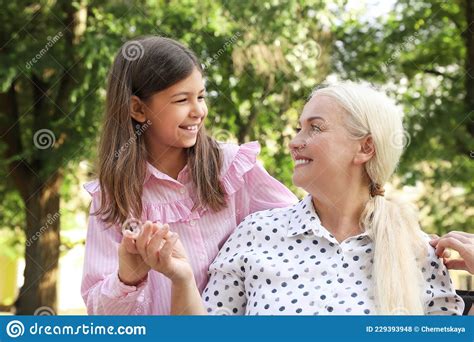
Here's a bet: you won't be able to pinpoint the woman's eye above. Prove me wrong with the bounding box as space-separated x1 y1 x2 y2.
312 125 322 132
295 127 302 133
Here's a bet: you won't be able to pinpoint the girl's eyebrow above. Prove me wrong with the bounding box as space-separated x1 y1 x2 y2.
298 116 327 125
171 88 206 97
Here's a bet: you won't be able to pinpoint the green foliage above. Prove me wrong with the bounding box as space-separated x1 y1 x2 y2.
333 0 473 233
0 0 471 262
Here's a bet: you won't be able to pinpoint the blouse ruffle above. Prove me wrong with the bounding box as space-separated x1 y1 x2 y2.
83 141 261 225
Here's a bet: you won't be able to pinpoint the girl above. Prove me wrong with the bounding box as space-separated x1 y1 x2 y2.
146 82 464 315
81 36 297 315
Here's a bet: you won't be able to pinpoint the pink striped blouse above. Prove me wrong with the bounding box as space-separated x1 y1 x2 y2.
81 141 298 315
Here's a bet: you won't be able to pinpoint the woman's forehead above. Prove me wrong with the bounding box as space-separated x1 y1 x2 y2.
300 94 346 124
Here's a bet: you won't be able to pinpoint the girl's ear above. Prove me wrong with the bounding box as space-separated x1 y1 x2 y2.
353 135 375 165
130 95 147 123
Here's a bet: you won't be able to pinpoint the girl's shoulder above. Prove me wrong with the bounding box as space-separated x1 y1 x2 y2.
218 140 261 176
83 179 100 196
217 141 261 195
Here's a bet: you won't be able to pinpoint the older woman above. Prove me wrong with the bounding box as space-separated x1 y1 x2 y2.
141 82 464 315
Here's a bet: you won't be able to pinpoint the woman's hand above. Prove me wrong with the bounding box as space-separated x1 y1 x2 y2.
118 221 156 286
430 231 474 274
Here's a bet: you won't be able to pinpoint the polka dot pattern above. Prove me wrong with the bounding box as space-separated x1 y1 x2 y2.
203 195 464 315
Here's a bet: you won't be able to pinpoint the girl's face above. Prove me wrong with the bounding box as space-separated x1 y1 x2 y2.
141 67 208 151
289 95 362 194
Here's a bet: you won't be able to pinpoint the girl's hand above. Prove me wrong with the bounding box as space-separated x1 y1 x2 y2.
430 231 474 274
143 223 194 284
118 221 156 286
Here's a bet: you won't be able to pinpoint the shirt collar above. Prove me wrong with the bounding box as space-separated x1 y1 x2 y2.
286 194 323 238
286 194 370 243
143 162 190 186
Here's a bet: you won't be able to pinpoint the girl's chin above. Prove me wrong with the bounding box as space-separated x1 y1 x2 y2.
177 136 198 148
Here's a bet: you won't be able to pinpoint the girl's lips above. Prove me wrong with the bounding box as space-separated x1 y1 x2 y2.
179 124 198 130
179 124 200 134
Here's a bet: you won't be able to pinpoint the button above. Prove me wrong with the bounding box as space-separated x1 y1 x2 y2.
179 188 186 194
190 220 196 226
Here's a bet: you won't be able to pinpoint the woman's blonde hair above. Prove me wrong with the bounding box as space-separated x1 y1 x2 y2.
313 82 427 314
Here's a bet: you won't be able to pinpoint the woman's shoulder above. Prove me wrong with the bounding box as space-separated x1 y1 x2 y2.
234 204 296 234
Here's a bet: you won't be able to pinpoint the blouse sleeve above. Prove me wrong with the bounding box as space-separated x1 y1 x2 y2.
202 215 256 315
422 242 464 315
244 161 298 213
81 181 151 315
220 141 297 224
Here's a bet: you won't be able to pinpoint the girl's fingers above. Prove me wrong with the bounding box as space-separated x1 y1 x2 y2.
136 221 154 257
145 226 168 262
158 233 179 263
444 259 468 271
122 234 139 254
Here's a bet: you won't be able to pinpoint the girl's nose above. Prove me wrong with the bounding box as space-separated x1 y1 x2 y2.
190 103 206 118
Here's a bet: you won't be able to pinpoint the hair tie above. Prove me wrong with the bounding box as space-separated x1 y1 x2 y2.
370 182 385 197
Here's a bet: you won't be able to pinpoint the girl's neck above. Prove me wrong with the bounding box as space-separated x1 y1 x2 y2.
148 146 187 180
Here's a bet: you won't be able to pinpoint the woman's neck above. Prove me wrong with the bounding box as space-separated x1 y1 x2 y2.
147 145 187 180
310 181 370 243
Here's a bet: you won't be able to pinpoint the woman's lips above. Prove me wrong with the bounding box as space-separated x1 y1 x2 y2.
294 158 313 167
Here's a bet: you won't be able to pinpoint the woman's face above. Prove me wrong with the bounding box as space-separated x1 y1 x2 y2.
141 67 208 150
289 94 362 195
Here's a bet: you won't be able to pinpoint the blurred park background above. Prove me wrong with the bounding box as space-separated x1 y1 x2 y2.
0 0 473 315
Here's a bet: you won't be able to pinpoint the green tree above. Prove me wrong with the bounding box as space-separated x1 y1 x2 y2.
0 0 340 313
333 0 474 234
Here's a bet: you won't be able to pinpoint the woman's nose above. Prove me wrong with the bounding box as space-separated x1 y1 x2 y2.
289 137 306 151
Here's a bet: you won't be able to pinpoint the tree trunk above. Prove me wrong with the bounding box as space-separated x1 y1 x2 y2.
14 172 62 315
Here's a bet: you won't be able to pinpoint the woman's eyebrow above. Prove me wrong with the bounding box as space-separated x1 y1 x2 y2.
171 88 206 97
299 116 327 125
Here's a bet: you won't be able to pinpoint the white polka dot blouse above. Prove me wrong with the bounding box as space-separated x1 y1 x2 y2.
202 195 464 315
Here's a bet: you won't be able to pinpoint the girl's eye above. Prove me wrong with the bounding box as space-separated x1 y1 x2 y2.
198 95 205 100
175 98 187 103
